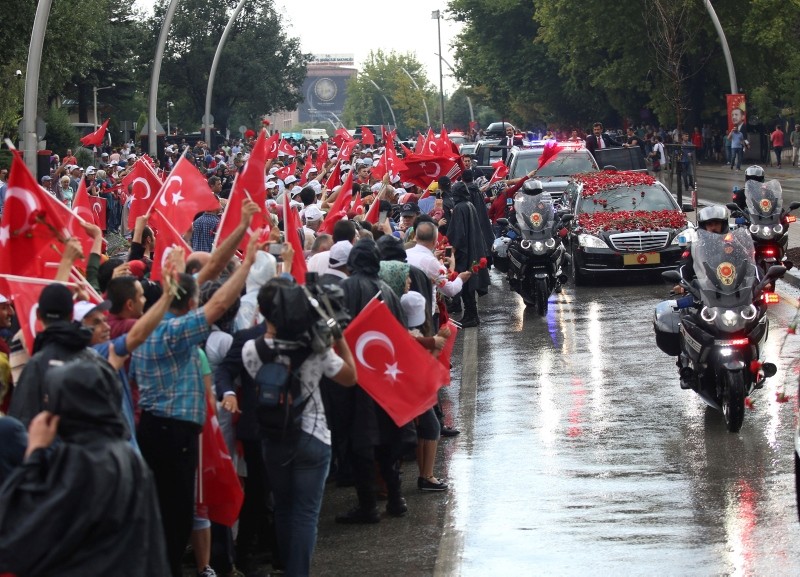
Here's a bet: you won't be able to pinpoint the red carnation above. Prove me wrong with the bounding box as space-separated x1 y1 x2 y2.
479 257 488 268
471 265 479 273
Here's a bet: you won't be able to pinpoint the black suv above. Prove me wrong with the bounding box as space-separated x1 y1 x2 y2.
484 122 516 139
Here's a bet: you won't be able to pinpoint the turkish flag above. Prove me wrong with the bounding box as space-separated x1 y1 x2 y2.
488 159 509 185
277 138 296 158
123 159 163 230
71 178 94 224
216 129 269 251
382 126 396 145
198 395 244 527
364 196 382 225
282 187 307 285
0 151 72 279
333 127 354 148
263 131 281 160
274 162 296 182
151 154 220 236
400 154 460 189
149 209 191 282
399 142 414 157
423 128 438 156
361 126 375 145
414 131 425 154
436 126 453 156
2 276 48 355
300 153 315 185
318 168 353 235
315 142 328 172
343 299 450 426
337 139 357 162
324 161 342 190
79 118 109 148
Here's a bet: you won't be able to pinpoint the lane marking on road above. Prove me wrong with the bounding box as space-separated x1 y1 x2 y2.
434 327 478 577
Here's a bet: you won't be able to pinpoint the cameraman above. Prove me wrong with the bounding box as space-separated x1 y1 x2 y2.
241 277 357 577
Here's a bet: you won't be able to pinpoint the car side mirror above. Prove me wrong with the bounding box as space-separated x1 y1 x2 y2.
662 270 681 283
560 213 574 223
682 203 694 213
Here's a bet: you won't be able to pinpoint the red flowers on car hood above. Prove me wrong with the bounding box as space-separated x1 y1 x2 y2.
577 209 686 234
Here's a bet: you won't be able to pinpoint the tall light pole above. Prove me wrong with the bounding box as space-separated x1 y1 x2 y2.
149 0 181 155
400 66 430 128
432 10 445 128
703 0 737 93
22 0 53 173
93 83 115 129
166 101 173 136
205 0 248 145
435 52 474 125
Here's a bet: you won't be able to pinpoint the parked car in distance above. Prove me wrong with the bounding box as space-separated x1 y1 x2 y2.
448 131 468 146
564 170 692 285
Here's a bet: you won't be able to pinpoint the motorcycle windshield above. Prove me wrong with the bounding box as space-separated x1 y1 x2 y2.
745 179 783 224
691 228 756 308
514 192 555 238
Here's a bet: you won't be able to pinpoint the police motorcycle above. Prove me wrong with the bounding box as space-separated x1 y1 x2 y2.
727 178 800 275
492 180 572 315
655 212 786 432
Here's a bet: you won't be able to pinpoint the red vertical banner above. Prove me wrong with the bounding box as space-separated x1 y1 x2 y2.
727 94 747 133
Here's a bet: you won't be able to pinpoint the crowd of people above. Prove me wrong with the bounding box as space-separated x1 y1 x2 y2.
0 128 504 577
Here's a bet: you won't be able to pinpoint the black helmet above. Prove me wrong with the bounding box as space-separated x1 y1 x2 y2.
744 165 764 182
697 205 730 233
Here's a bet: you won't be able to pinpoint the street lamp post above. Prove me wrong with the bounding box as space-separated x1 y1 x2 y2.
22 0 53 173
400 67 430 128
364 77 397 129
166 101 173 136
432 10 445 128
435 52 474 125
93 83 115 129
149 0 182 155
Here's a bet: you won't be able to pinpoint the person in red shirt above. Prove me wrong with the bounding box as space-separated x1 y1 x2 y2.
771 124 785 168
691 127 703 164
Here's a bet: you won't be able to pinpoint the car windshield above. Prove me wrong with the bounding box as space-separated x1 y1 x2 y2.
577 184 677 214
510 151 596 179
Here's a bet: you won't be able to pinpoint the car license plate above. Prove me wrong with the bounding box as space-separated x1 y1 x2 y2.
623 252 661 266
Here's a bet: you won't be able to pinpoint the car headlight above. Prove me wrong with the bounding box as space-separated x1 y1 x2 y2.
578 234 608 249
761 226 774 238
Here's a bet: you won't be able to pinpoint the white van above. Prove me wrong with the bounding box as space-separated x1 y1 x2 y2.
301 128 329 141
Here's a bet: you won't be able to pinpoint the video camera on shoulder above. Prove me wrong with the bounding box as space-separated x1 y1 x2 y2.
303 272 352 353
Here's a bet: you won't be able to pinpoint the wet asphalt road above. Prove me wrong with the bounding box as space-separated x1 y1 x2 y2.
312 270 800 576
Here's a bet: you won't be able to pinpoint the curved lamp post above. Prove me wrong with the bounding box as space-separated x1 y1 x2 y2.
703 0 737 93
23 0 53 173
205 0 248 145
431 10 445 127
148 0 181 155
400 67 430 128
364 77 397 129
435 52 474 125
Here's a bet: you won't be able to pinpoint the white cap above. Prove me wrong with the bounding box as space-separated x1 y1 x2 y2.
269 166 280 174
72 300 111 323
303 205 325 222
329 241 353 267
401 292 426 327
307 166 318 173
85 165 97 175
284 175 298 185
266 181 278 189
0 294 8 304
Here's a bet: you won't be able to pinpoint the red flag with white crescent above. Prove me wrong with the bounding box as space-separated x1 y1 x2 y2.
123 159 164 230
361 126 375 146
488 159 509 185
315 142 328 172
79 119 109 148
343 299 450 426
318 168 353 235
277 138 297 158
264 131 281 160
149 209 191 282
148 154 220 236
399 154 459 189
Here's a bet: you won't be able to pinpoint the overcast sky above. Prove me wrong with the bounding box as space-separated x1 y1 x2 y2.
134 0 463 95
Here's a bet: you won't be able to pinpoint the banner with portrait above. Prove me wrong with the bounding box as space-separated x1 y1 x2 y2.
727 94 747 134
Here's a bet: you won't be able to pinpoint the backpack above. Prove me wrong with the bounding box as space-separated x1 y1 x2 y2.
253 337 312 442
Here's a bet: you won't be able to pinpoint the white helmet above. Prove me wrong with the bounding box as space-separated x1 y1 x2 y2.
522 179 543 194
744 165 764 182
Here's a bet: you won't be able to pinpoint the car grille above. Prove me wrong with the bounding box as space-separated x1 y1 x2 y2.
609 231 670 252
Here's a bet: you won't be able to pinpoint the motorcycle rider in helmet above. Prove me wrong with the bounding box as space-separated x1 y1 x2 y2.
732 165 765 211
672 205 730 294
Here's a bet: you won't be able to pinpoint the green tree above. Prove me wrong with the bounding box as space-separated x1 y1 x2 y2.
342 50 436 138
149 0 309 134
44 105 79 154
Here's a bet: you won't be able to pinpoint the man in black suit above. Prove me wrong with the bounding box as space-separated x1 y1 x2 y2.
585 122 621 161
501 125 524 160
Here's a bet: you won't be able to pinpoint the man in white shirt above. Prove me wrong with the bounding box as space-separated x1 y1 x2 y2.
406 221 471 323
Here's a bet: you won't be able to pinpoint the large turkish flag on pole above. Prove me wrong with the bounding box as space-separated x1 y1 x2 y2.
343 299 450 426
146 154 220 236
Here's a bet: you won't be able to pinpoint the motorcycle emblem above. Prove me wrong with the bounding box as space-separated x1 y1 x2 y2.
717 262 736 286
530 212 542 227
759 198 772 213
